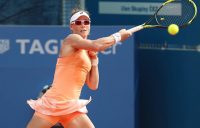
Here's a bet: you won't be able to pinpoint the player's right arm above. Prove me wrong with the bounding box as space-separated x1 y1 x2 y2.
64 29 131 51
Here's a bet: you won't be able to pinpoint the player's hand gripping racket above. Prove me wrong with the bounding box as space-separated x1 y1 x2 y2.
128 0 197 34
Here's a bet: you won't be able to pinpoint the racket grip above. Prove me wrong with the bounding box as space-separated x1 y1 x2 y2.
128 25 144 34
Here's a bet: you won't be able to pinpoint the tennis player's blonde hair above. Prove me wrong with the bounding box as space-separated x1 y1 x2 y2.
70 8 90 18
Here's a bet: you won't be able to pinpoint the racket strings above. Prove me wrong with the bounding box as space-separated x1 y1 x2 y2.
183 0 196 23
156 0 196 27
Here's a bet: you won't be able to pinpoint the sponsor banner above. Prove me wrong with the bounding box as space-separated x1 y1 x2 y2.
99 1 181 15
0 26 130 67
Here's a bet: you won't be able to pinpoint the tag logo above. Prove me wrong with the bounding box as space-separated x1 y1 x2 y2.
0 39 10 54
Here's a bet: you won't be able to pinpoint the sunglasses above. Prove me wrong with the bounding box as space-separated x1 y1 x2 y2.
72 20 91 25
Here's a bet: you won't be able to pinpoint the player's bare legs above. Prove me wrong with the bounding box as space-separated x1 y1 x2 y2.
26 114 54 128
63 114 95 128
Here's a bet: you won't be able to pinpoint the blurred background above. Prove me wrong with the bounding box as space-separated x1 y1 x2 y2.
0 0 200 128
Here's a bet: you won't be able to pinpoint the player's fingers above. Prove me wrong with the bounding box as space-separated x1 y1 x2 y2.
127 30 132 36
88 51 98 56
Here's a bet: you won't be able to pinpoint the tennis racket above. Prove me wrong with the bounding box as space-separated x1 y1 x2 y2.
128 0 197 33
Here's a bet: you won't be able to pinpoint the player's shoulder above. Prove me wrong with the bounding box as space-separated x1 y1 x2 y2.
63 34 82 45
67 34 82 40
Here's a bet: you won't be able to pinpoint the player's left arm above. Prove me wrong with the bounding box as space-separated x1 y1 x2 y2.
86 51 99 90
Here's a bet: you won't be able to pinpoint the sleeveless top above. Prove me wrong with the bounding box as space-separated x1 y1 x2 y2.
27 50 92 116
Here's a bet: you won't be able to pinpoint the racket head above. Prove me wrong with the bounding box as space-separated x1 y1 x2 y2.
155 0 197 28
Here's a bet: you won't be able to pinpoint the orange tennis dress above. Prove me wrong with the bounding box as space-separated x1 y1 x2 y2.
27 49 92 116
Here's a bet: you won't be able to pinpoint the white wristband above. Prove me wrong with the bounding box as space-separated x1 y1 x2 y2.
91 58 99 66
112 33 121 43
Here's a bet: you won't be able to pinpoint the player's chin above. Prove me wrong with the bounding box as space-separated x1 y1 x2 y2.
80 32 89 38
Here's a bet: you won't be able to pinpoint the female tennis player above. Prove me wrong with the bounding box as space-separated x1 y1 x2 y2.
26 8 132 128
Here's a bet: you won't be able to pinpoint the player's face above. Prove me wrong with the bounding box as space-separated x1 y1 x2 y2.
70 16 91 39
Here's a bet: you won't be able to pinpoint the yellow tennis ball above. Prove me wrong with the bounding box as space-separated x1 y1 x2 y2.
168 24 179 35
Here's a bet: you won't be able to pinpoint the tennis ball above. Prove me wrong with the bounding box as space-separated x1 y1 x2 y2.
168 24 179 35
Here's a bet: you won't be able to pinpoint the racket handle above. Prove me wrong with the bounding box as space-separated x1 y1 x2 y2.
128 25 144 34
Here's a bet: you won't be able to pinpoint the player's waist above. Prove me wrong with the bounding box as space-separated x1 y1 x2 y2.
44 86 82 100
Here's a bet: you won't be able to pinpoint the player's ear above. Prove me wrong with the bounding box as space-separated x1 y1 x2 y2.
69 24 73 32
